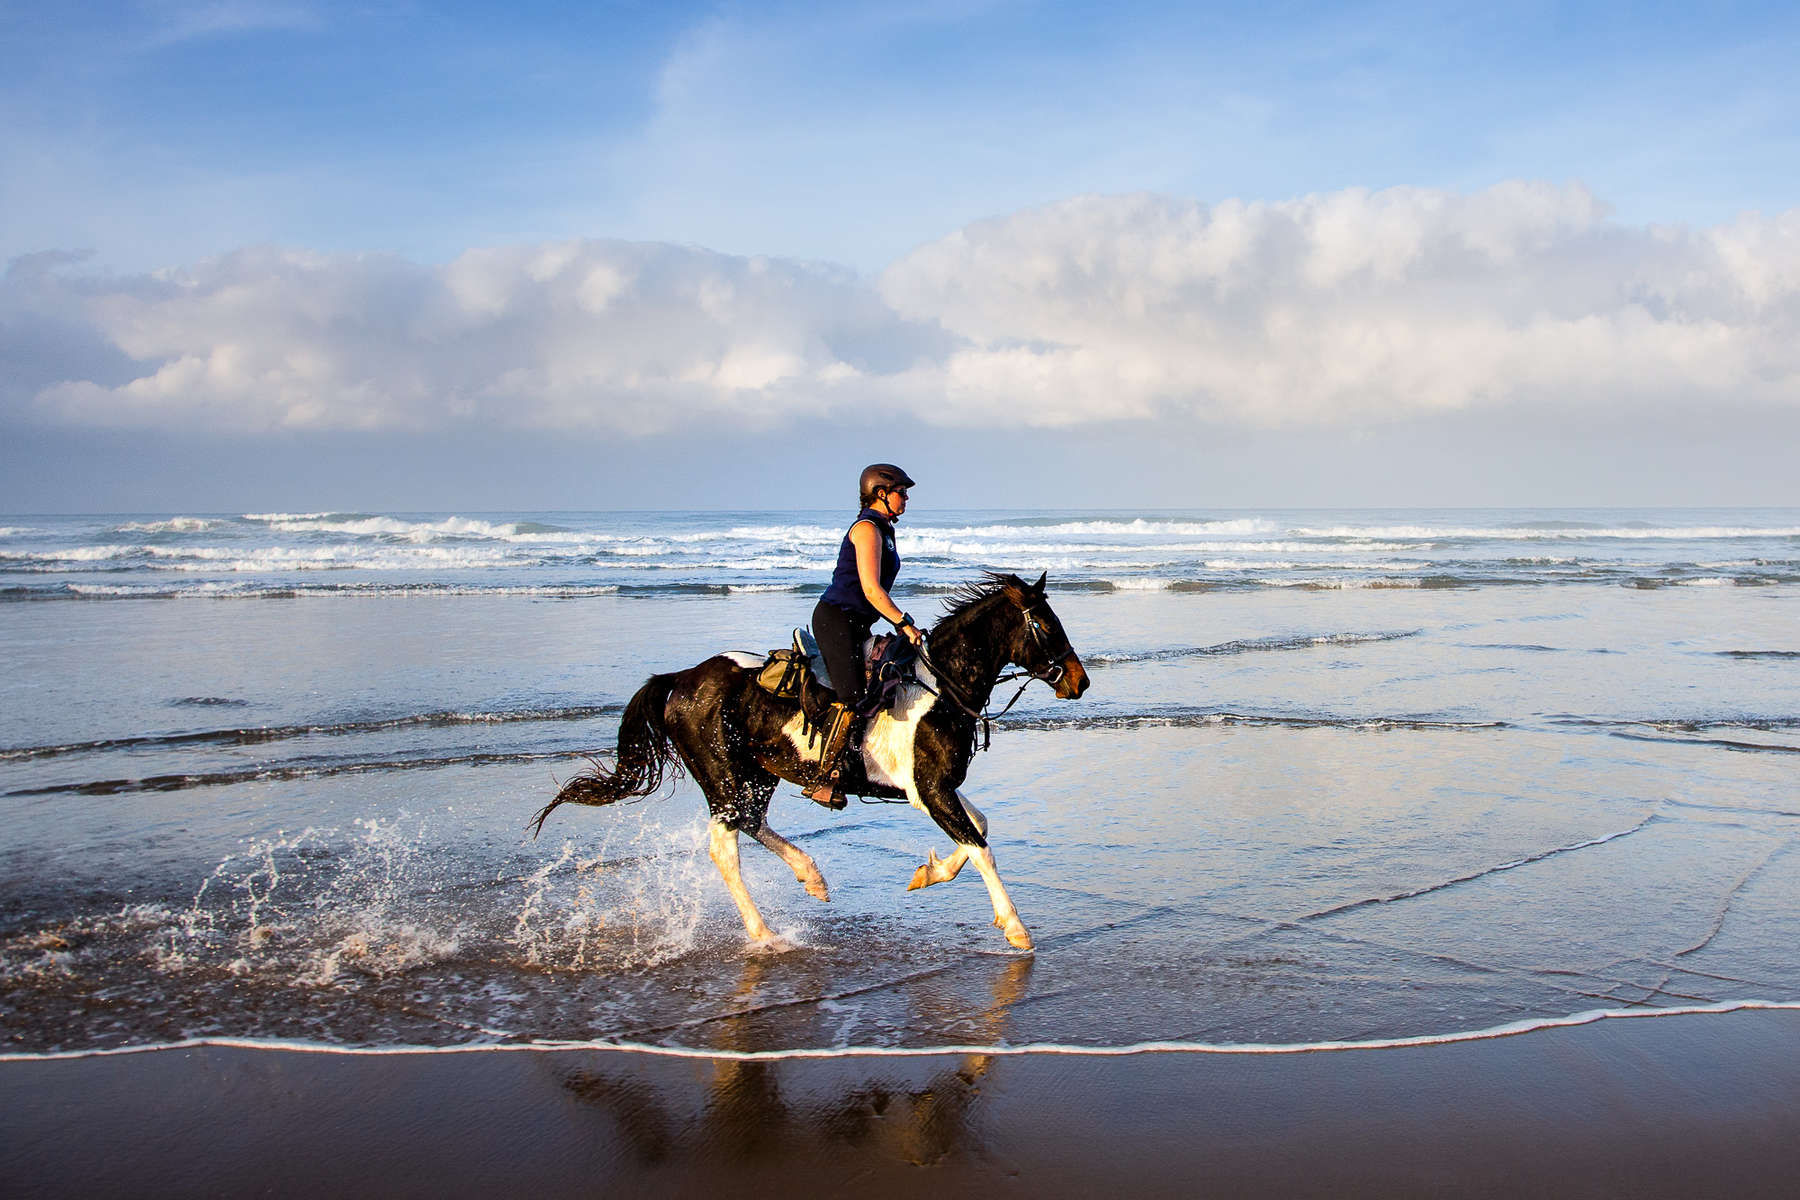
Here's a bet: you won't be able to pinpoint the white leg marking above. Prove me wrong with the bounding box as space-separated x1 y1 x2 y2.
753 824 830 902
907 792 984 891
908 845 967 891
965 843 1033 951
708 820 787 949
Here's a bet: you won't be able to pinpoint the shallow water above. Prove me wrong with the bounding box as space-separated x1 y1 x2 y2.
2 509 1796 1055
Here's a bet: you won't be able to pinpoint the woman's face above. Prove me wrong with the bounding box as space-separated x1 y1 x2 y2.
881 487 909 518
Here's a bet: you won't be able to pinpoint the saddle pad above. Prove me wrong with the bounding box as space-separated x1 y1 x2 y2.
791 627 830 686
740 628 888 700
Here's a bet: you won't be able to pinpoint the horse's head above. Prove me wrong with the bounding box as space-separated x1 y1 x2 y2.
998 572 1089 699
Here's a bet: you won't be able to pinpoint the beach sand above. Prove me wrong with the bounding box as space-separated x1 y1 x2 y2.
5 1008 1799 1198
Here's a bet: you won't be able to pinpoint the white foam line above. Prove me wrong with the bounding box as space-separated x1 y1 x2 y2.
4 1000 1797 1065
1304 812 1662 919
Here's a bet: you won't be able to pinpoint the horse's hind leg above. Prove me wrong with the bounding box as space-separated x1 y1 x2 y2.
907 792 986 891
661 670 792 949
752 825 830 902
708 820 787 949
670 723 785 947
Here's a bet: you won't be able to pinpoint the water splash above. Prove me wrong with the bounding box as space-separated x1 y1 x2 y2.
505 818 713 971
147 820 465 983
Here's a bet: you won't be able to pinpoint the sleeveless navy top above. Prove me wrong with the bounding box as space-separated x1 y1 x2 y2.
820 507 899 621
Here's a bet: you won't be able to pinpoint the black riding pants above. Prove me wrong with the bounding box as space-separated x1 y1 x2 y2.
812 598 872 711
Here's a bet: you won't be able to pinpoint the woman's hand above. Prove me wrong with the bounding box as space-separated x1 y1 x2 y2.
899 620 924 646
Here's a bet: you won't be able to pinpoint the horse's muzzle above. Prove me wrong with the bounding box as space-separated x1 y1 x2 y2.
1053 654 1090 699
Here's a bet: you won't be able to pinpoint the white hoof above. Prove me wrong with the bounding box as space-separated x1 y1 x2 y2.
747 932 798 955
907 849 943 892
994 915 1034 952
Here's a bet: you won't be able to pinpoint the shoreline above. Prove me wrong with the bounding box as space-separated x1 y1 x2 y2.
5 996 1799 1064
6 1008 1800 1197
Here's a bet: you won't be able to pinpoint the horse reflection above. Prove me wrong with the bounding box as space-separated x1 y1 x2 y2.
551 952 1035 1168
816 955 1033 1166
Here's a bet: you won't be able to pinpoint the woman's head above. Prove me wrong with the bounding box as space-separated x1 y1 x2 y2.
858 463 915 511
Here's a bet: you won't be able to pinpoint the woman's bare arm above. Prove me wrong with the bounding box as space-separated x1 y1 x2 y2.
850 520 921 642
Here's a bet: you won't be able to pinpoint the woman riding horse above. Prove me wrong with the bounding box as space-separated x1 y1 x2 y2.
807 463 925 808
530 566 1091 951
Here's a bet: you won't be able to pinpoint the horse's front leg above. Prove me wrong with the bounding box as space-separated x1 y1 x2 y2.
967 842 1032 952
907 792 985 891
913 784 1032 952
753 824 830 902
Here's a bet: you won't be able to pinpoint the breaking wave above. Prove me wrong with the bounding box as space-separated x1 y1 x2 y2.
1548 716 1800 755
6 748 581 797
1086 630 1420 665
6 507 1799 600
1004 709 1507 733
0 705 624 763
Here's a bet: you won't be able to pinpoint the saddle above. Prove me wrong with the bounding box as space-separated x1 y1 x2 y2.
753 627 919 717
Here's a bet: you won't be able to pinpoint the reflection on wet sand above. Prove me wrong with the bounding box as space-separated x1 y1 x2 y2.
552 952 1035 1167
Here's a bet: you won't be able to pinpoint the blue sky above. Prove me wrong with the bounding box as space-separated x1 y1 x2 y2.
3 1 1799 509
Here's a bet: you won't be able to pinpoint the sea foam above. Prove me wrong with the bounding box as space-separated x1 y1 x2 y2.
4 1000 1796 1063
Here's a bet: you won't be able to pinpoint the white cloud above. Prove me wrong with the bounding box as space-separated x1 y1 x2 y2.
12 241 937 434
8 183 1800 436
141 1 321 47
880 183 1800 426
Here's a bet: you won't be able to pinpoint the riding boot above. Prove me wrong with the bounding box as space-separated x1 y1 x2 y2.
805 702 857 810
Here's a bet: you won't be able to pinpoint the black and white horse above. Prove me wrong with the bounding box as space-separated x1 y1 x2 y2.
530 572 1090 951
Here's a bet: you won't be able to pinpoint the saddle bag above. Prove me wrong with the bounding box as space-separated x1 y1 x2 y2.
755 648 811 700
751 628 918 716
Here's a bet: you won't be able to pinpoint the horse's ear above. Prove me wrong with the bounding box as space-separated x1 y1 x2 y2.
1031 571 1047 594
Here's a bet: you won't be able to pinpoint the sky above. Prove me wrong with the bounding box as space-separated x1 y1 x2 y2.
3 0 1799 511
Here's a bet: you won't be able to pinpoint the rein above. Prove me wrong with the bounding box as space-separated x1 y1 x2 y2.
915 610 1068 752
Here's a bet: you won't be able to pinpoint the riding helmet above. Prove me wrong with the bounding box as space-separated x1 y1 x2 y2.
859 463 916 506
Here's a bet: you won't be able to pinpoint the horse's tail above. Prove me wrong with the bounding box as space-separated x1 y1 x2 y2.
529 672 684 838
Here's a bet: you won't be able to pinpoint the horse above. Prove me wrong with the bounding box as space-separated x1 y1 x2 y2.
529 571 1090 951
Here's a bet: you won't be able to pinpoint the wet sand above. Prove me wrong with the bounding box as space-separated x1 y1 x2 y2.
5 1008 1799 1198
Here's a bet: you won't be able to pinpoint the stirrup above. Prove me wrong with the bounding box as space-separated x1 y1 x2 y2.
806 781 847 810
805 703 857 811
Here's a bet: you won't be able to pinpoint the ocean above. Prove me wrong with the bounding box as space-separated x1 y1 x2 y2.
2 507 1797 1057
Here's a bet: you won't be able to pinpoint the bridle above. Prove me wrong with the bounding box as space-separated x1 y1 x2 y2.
1017 600 1071 688
914 600 1074 752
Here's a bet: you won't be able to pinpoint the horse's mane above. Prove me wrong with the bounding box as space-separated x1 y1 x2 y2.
937 572 1017 625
